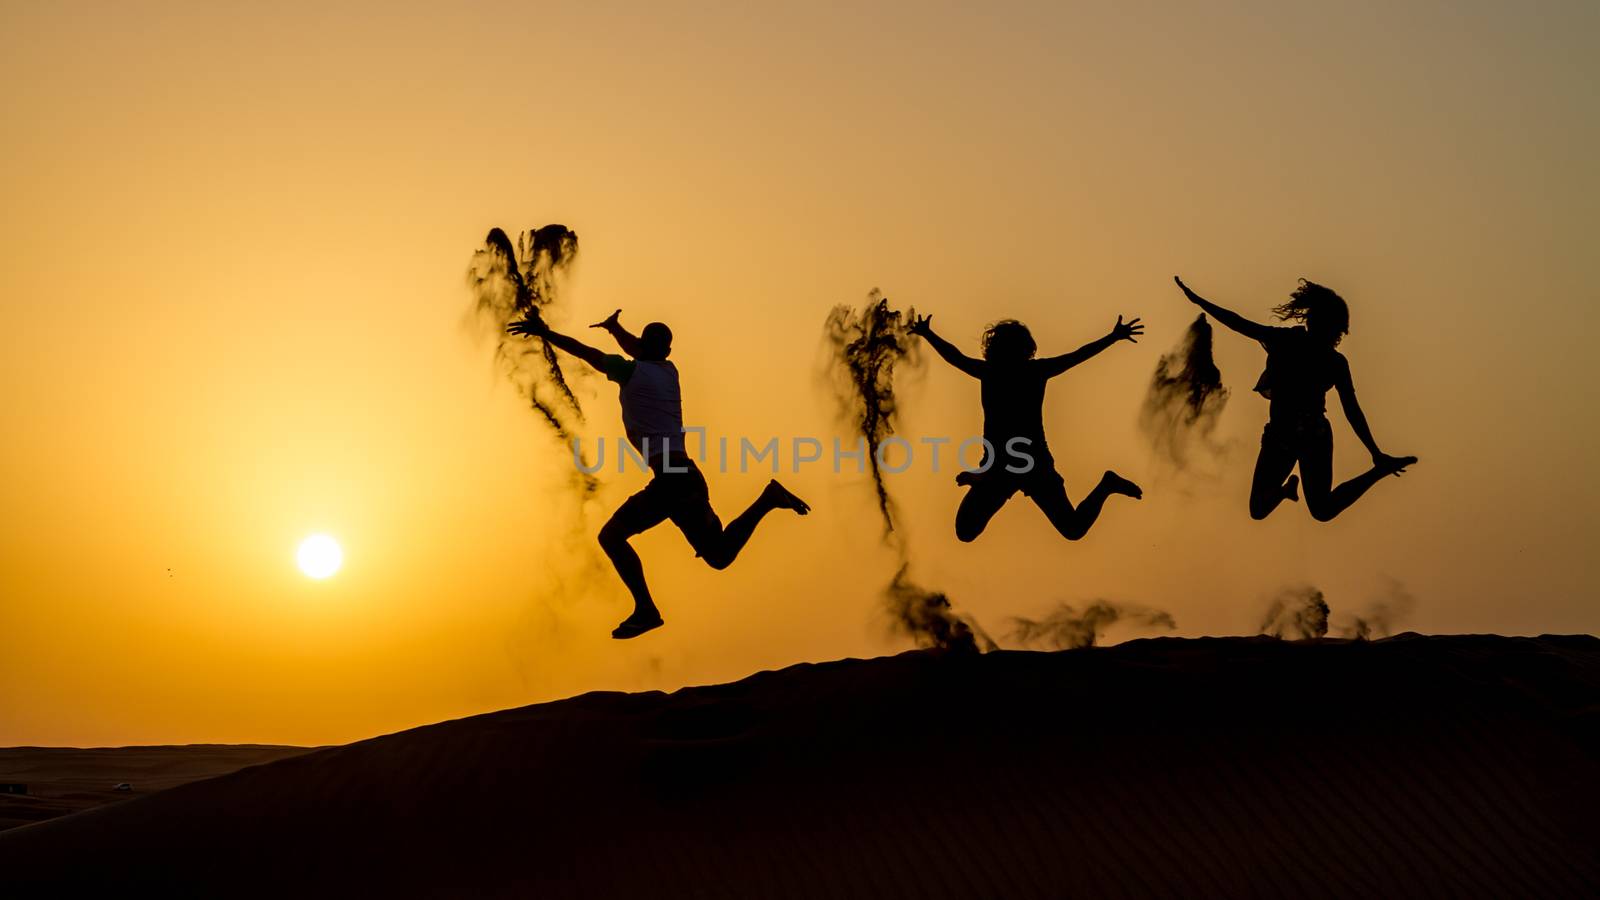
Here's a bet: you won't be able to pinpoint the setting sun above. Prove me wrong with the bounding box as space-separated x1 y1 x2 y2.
296 534 343 580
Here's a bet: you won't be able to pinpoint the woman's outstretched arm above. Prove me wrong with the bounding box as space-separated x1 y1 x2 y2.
1036 315 1143 377
1173 276 1276 342
909 314 985 378
1334 356 1417 471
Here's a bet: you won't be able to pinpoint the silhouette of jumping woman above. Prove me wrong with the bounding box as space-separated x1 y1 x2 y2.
508 309 810 638
1172 276 1418 521
911 314 1145 543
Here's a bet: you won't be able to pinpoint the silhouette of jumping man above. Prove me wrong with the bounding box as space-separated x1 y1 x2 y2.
910 314 1145 542
508 309 810 638
1172 276 1418 521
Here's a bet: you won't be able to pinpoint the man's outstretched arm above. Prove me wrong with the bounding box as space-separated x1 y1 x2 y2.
508 315 608 372
909 314 985 378
590 309 643 358
1036 315 1143 377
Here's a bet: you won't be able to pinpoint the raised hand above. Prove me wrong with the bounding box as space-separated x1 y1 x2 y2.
1173 276 1200 302
1111 315 1144 343
909 314 933 338
591 308 622 330
506 310 548 338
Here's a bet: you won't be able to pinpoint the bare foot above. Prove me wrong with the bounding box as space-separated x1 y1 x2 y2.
1102 471 1143 499
1375 454 1418 475
612 612 664 640
1283 474 1300 503
763 480 811 514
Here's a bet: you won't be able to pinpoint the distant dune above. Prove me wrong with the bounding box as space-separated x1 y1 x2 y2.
0 745 313 832
1 635 1596 897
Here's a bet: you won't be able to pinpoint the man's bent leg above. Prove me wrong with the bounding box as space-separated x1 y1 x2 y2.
681 478 809 571
599 485 672 636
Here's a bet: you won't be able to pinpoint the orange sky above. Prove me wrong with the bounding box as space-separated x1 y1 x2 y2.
2 1 1596 746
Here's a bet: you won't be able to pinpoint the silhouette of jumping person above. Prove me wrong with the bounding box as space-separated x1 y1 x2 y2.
911 314 1145 543
1172 276 1418 521
508 309 810 638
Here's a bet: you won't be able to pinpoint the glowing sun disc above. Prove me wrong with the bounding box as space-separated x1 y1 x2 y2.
296 534 343 579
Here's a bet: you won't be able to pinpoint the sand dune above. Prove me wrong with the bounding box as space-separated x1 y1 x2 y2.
1 635 1595 897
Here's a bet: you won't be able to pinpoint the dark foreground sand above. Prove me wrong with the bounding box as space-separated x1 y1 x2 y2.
0 745 313 832
1 634 1595 897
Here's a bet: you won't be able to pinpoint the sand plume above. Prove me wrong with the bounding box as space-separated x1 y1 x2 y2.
821 290 923 535
1260 585 1331 639
1011 600 1177 650
1139 313 1229 470
467 225 596 493
822 291 986 652
1335 578 1418 640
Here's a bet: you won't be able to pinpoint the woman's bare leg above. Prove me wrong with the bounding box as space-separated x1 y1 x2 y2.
1250 434 1301 521
1031 471 1141 541
955 481 1013 543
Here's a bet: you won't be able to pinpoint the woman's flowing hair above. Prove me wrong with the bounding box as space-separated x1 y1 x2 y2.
1273 279 1349 345
982 319 1037 361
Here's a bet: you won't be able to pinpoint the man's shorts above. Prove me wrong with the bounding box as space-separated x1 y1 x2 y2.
610 456 723 550
959 449 1065 500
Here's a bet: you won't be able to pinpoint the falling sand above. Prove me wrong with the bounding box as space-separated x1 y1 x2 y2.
467 225 595 492
821 291 920 535
1139 313 1229 471
822 291 990 653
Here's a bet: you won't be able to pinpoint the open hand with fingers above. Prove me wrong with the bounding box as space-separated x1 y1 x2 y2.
1111 315 1144 343
591 309 622 330
506 309 548 338
909 314 933 338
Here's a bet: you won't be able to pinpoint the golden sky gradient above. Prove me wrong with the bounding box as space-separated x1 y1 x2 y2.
2 1 1596 746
